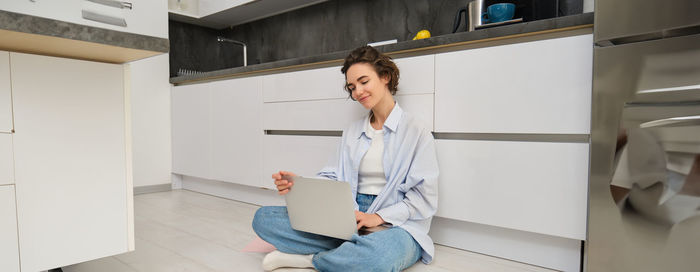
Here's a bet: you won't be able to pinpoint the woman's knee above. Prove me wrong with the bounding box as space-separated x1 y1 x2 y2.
252 206 286 236
365 229 420 271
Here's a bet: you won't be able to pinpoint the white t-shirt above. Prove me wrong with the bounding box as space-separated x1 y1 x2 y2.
358 116 388 195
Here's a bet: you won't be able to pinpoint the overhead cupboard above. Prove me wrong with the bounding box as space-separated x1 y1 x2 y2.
172 33 592 242
0 50 134 272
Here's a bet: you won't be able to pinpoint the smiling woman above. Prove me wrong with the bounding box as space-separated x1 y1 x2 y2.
251 45 440 271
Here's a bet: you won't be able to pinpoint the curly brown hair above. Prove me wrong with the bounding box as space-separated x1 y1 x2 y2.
341 46 400 99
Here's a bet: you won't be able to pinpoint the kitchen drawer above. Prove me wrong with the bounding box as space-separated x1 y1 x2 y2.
394 55 435 95
435 139 589 240
262 135 340 190
263 94 434 131
1 51 11 133
262 66 346 103
0 134 13 186
0 185 20 272
1 0 168 39
262 54 435 103
435 34 592 134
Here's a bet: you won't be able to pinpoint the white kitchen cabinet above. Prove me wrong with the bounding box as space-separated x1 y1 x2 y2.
263 66 346 103
209 77 264 187
263 94 434 131
198 0 254 17
435 140 589 240
0 185 20 272
10 52 132 271
262 135 340 190
1 0 168 39
262 54 434 103
434 34 592 134
171 83 211 179
394 55 435 95
0 134 13 186
172 0 327 29
395 94 435 130
263 98 367 131
0 51 11 133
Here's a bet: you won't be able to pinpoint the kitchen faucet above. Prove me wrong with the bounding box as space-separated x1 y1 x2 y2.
217 36 247 67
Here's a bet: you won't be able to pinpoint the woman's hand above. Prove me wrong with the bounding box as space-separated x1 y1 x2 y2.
355 211 385 230
272 171 296 195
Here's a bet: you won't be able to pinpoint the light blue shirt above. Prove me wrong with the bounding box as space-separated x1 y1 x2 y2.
317 103 440 264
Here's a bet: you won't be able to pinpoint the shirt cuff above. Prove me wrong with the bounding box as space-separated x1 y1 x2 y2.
376 201 410 227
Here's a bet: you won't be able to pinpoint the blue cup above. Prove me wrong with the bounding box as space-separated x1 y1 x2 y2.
482 3 516 23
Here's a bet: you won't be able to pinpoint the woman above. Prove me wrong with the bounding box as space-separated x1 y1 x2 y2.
252 46 439 271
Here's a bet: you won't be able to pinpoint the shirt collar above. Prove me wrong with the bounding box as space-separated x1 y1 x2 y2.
356 102 403 139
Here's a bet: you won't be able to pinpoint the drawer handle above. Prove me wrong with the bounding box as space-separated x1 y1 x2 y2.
640 115 700 128
87 0 132 9
82 10 127 27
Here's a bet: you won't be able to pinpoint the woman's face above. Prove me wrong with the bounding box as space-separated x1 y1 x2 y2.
345 63 391 110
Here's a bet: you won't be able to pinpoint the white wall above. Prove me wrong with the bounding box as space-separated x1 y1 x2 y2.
127 54 172 187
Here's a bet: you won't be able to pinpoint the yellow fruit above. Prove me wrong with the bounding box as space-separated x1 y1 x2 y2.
413 30 431 40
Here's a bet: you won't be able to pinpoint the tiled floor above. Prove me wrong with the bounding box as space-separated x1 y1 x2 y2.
63 190 554 272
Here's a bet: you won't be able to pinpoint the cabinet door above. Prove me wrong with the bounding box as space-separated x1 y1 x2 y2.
209 77 264 187
0 134 13 186
262 135 340 190
171 83 211 179
435 34 592 134
0 185 20 272
10 53 129 271
435 140 589 240
0 51 11 133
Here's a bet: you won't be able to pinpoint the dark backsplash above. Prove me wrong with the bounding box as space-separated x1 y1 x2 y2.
169 0 583 77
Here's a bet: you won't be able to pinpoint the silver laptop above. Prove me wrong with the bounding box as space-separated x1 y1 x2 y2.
283 176 358 240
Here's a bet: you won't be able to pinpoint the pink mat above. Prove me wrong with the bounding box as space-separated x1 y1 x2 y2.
242 236 277 253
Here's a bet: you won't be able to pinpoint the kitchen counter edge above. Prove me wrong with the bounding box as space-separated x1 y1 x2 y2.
0 9 169 63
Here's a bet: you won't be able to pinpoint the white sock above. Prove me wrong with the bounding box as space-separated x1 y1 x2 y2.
262 250 314 271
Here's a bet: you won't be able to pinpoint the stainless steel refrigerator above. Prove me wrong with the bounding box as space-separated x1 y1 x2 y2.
587 1 700 271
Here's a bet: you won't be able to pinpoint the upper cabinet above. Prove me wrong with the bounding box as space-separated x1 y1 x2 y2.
0 51 12 133
1 0 168 39
169 0 327 29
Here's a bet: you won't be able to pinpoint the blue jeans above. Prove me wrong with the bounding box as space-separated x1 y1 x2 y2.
252 194 421 272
